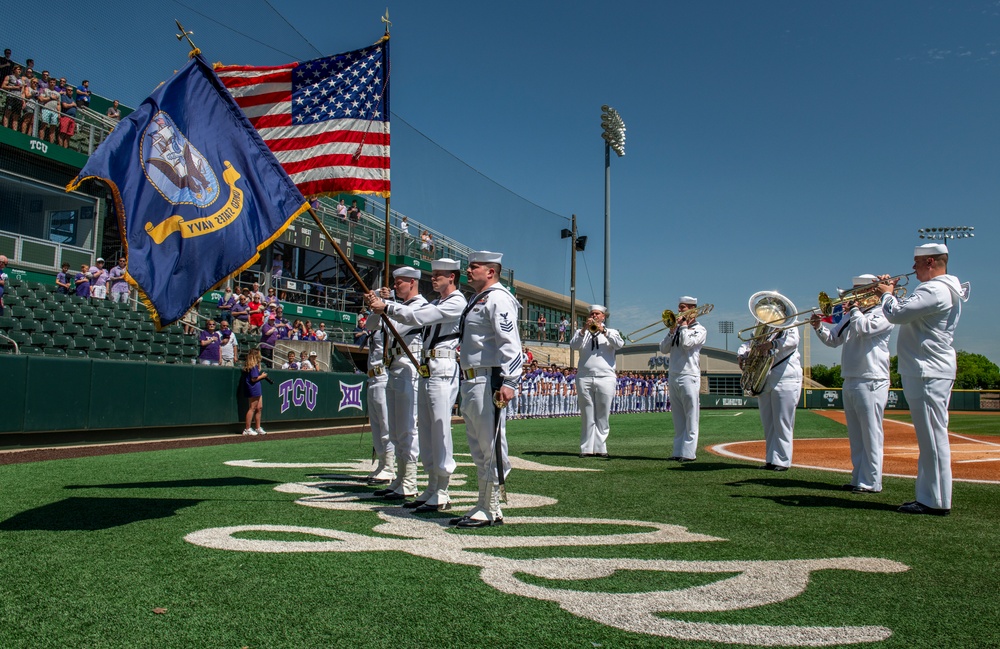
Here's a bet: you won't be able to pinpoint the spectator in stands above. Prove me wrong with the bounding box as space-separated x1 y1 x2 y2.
247 292 264 334
182 297 202 335
260 315 278 362
558 316 569 342
24 59 34 73
2 64 24 129
54 76 66 95
537 313 547 341
88 257 109 299
74 263 91 297
336 198 348 220
281 350 299 370
76 79 91 110
0 50 12 84
217 286 235 325
106 99 121 121
271 253 283 278
250 281 264 303
302 320 316 341
273 305 290 339
198 319 222 365
242 348 267 436
265 286 278 306
419 230 433 259
299 350 314 371
231 294 250 334
55 262 72 294
307 350 320 370
58 86 77 148
347 199 361 222
108 257 129 303
219 320 237 367
0 255 7 316
315 322 328 341
19 77 38 135
38 70 51 91
38 83 60 143
522 344 534 365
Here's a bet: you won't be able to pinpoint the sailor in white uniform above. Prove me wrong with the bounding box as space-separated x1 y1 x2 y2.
359 313 394 484
570 305 624 458
453 251 522 528
810 274 894 493
367 266 426 500
659 296 707 462
877 243 970 516
739 326 802 471
367 259 467 512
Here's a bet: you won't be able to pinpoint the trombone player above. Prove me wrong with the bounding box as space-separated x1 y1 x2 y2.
659 296 707 462
570 305 624 458
809 274 894 494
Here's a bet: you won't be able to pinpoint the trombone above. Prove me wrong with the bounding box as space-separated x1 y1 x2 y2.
624 304 714 343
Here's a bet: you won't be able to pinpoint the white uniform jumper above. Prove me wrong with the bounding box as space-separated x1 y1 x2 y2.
361 324 394 482
882 275 968 509
814 306 893 491
458 285 522 523
382 291 468 508
370 295 427 496
659 322 707 460
571 327 625 455
741 327 802 468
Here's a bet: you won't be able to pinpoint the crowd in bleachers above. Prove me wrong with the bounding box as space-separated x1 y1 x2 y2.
0 48 120 146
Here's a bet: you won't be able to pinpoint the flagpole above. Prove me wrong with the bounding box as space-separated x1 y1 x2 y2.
384 197 391 287
307 207 420 369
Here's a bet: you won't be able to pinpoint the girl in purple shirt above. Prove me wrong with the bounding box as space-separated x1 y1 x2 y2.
243 349 268 436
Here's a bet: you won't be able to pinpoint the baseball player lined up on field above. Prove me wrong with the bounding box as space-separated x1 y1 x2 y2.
366 267 426 501
570 305 624 458
810 274 894 495
876 242 970 517
659 296 707 463
367 258 468 513
453 250 523 528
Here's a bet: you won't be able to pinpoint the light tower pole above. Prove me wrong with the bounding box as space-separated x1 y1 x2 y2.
600 105 625 317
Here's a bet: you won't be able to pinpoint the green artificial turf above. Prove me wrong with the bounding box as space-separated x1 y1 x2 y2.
0 410 997 648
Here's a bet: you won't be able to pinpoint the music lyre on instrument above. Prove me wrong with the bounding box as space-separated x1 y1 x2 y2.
623 304 714 343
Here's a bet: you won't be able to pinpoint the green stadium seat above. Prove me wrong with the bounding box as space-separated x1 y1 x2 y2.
6 277 22 289
11 306 32 319
95 338 115 352
66 349 88 359
32 309 52 322
113 340 133 353
52 335 75 349
164 355 183 364
20 346 43 355
123 319 140 331
107 352 129 361
113 302 131 313
82 325 101 337
51 293 68 303
71 314 88 325
43 347 66 357
22 297 41 309
134 330 152 342
127 311 143 321
132 342 150 354
88 350 109 359
61 324 81 336
166 344 182 356
96 307 113 318
149 342 167 355
26 281 45 292
41 321 64 335
13 286 33 298
119 329 136 341
42 300 60 311
152 332 169 343
18 319 39 332
89 316 105 327
139 321 154 332
101 327 119 338
8 331 30 346
146 355 165 363
78 305 96 316
52 311 72 323
167 334 182 345
74 336 95 351
0 316 20 330
70 295 89 308
128 354 147 362
181 345 197 358
30 333 53 348
105 317 125 329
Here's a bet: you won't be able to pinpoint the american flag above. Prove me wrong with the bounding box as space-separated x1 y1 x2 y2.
215 40 390 197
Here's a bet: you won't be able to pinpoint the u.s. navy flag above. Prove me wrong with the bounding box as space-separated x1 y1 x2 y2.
67 54 309 328
215 38 390 198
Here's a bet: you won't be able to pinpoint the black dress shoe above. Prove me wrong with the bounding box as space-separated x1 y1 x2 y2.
456 517 503 528
367 478 391 485
415 502 452 513
401 499 428 509
382 492 412 501
771 465 789 472
596 452 609 458
841 484 856 491
678 457 696 463
898 501 950 516
668 456 680 461
372 487 396 496
579 453 593 458
852 487 879 494
758 463 776 470
448 516 470 526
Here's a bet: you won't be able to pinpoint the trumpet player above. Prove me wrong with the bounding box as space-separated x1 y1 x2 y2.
809 274 894 494
738 323 802 471
876 243 970 516
659 297 707 462
570 305 624 458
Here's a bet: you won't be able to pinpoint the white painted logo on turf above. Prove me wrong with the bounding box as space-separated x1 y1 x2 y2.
188 457 909 647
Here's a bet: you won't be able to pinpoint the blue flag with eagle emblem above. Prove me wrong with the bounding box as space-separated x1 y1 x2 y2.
67 54 309 328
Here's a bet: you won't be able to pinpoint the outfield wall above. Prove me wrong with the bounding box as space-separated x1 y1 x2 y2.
700 389 995 410
0 356 367 437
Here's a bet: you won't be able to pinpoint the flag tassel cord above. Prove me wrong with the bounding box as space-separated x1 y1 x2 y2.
306 207 421 369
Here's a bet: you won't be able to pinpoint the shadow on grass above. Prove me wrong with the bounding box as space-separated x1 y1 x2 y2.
666 461 747 472
0 497 202 531
731 493 899 512
725 478 847 491
522 451 666 462
64 477 280 490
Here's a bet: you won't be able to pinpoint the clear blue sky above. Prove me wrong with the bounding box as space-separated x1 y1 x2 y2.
4 1 996 367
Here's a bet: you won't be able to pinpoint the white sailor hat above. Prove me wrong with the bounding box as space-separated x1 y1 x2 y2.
679 296 698 305
468 250 503 264
589 304 608 314
915 242 948 257
431 258 461 271
392 266 421 280
852 274 877 286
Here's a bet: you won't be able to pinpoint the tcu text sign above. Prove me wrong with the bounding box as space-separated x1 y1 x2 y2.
278 378 318 413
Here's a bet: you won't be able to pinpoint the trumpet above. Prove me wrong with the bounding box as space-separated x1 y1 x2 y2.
817 272 913 315
624 304 714 343
587 321 603 334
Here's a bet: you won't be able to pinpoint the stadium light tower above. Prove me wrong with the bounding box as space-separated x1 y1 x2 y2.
600 105 625 315
718 320 734 351
562 214 587 368
917 226 975 241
